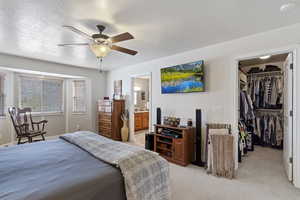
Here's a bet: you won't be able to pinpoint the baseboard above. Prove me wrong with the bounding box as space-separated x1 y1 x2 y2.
0 142 13 148
0 134 62 148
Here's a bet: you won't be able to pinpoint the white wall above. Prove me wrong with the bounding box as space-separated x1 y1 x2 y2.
0 53 106 145
0 71 14 144
107 23 300 187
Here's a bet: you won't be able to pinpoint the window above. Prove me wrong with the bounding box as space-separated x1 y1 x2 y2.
0 74 5 116
134 86 140 106
19 76 63 113
72 80 87 113
134 91 138 105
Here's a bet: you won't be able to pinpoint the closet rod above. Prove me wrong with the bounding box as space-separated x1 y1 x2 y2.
255 108 282 111
247 71 283 77
254 109 283 113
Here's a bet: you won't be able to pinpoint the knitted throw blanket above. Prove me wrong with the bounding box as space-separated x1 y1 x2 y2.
60 131 171 200
208 134 235 179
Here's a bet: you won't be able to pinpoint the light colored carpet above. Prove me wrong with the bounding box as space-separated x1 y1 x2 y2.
5 136 300 199
134 131 146 147
169 146 300 200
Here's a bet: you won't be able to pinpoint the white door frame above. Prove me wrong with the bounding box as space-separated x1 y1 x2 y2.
129 72 152 142
234 45 299 187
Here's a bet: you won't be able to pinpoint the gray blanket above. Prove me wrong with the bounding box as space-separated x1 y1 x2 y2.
61 131 171 200
0 139 126 200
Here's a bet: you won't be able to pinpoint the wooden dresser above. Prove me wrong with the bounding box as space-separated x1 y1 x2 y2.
98 99 125 141
154 124 195 166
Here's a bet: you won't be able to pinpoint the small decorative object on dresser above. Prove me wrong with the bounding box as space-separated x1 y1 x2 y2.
163 116 181 127
187 118 193 126
121 110 129 142
98 99 125 140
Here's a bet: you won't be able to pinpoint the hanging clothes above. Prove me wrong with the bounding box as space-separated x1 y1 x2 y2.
255 117 261 138
276 116 284 146
247 75 283 109
264 77 272 107
277 77 284 105
240 91 255 121
254 113 283 148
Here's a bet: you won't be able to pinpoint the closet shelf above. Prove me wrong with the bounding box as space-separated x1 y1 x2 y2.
247 71 283 77
254 109 283 112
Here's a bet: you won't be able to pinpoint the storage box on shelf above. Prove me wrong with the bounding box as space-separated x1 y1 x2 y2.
98 99 125 141
154 124 195 166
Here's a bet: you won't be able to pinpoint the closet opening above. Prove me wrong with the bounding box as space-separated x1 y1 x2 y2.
238 52 294 183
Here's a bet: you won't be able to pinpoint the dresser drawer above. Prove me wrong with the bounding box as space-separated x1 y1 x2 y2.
100 131 112 138
99 126 112 134
99 111 112 116
99 114 112 121
99 120 112 127
99 124 111 132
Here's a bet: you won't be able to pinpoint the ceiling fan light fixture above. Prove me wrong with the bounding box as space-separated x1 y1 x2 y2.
280 2 296 12
259 55 271 60
89 44 111 58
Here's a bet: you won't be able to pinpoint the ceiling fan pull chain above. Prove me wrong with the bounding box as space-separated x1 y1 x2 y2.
98 57 103 73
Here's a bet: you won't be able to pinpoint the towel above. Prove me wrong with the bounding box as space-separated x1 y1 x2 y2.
207 133 235 179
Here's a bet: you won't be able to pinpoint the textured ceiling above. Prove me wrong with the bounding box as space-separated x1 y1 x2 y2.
0 0 300 71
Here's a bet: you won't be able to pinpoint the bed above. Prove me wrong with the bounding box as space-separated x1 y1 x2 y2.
0 131 170 200
0 138 126 200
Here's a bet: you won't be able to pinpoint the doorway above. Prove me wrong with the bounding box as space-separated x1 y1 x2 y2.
237 51 294 183
131 74 151 147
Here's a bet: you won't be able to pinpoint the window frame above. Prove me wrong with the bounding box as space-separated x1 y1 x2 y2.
0 72 6 117
18 74 65 115
134 91 138 106
72 79 87 114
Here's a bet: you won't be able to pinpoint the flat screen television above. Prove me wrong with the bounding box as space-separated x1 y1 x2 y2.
161 60 204 94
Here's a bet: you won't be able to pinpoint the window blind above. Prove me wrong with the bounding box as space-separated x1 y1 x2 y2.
42 79 63 112
72 80 87 113
20 76 63 113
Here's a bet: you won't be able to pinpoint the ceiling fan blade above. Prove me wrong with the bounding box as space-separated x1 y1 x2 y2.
57 43 89 47
111 45 138 55
110 32 134 43
62 25 93 41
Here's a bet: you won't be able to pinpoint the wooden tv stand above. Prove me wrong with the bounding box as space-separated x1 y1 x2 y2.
154 124 195 166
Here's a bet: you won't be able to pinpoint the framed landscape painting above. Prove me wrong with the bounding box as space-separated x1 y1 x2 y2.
160 60 204 94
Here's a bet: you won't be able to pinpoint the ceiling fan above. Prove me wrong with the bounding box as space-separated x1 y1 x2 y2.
58 25 138 58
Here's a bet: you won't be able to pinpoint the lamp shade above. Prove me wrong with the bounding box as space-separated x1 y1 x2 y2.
89 44 111 58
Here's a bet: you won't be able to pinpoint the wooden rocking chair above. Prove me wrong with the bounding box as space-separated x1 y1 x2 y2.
8 107 48 144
